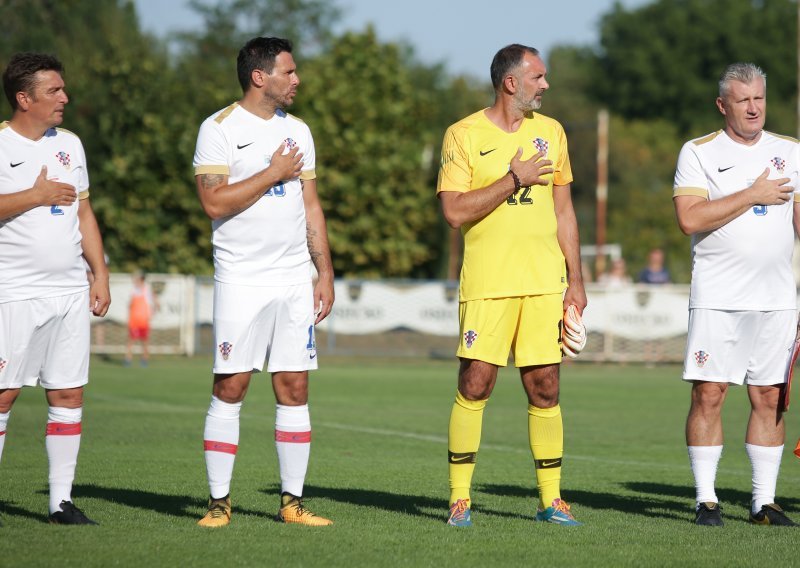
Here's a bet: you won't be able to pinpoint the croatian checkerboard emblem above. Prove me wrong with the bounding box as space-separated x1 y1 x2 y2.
55 151 70 168
694 350 709 368
533 138 549 156
283 137 297 149
218 342 233 361
464 330 478 348
771 157 786 173
0 358 6 372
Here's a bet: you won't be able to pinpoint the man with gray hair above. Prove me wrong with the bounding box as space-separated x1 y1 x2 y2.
673 62 799 527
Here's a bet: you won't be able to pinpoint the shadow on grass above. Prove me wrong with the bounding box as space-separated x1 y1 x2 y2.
59 484 272 521
480 480 800 523
478 482 687 521
0 500 49 524
624 481 800 511
267 483 525 522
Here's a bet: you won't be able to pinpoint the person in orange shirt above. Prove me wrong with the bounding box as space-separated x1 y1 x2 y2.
125 272 158 367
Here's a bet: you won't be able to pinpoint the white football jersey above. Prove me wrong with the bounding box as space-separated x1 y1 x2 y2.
193 103 315 286
0 122 90 303
674 129 800 310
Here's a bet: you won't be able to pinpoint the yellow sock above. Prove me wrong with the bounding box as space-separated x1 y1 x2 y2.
528 404 563 509
448 391 487 506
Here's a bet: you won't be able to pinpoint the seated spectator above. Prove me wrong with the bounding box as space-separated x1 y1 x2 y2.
637 248 671 284
598 258 632 288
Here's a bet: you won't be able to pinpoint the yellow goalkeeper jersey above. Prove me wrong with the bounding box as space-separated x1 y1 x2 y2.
437 109 573 301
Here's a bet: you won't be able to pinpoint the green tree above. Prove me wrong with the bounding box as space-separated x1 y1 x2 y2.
294 28 443 277
604 117 689 281
595 0 798 137
0 0 211 273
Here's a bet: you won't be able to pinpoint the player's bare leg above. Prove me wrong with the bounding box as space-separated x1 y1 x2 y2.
686 381 728 525
198 372 251 527
745 385 795 525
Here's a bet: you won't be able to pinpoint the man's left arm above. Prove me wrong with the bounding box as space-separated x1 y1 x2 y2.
77 197 110 316
302 179 334 324
553 183 587 314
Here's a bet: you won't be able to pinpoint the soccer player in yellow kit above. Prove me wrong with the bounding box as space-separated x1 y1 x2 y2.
437 44 587 526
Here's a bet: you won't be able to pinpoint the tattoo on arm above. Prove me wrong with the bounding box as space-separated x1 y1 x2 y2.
200 174 224 190
306 222 322 266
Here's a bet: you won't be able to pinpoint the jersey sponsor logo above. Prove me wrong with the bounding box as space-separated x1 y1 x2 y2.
9 161 23 168
771 156 786 173
236 142 254 149
533 137 549 156
717 165 734 173
463 329 478 348
479 148 497 156
55 151 70 168
218 341 233 361
0 358 6 372
694 350 710 368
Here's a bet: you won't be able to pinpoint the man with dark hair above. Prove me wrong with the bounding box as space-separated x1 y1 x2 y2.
674 62 799 527
0 52 110 525
437 44 586 527
193 37 334 527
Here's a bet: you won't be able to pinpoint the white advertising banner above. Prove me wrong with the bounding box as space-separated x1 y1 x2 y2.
315 281 459 336
582 285 690 340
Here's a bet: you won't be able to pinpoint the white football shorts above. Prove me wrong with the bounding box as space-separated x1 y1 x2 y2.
212 281 318 374
682 309 796 386
0 291 90 390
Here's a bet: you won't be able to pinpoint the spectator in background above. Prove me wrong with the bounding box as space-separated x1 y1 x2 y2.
637 248 671 284
598 258 632 288
125 272 158 367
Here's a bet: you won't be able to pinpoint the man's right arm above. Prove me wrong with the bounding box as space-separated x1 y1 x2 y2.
0 165 76 220
674 168 792 235
439 148 554 228
196 144 303 220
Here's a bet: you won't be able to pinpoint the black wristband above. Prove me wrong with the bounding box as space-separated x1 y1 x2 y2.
509 169 521 191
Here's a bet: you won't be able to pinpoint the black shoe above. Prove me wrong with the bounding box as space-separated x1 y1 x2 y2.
750 503 797 526
694 502 723 526
48 501 98 525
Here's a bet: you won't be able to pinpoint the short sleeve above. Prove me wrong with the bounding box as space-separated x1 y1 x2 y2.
437 125 472 193
553 124 573 187
75 138 90 199
299 125 316 181
673 142 709 199
193 118 230 176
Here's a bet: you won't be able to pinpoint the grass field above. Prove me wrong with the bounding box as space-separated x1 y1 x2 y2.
2 356 800 567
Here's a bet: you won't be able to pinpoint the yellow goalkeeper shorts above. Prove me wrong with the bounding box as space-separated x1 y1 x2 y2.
457 293 563 367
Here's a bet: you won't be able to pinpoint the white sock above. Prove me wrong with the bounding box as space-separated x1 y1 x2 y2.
275 404 311 498
203 396 241 499
46 406 82 514
745 443 783 513
0 411 9 464
688 445 723 506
